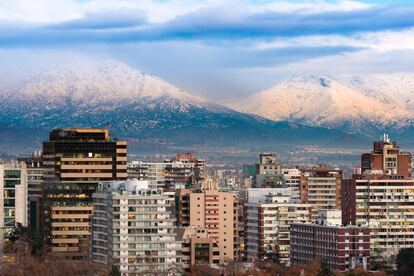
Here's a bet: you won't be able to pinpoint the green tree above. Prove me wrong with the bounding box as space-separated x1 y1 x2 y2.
396 248 414 276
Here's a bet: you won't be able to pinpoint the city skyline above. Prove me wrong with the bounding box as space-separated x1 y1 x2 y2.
1 126 414 274
2 1 414 275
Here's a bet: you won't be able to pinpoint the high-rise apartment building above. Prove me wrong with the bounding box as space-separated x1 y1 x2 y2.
91 180 182 275
300 168 342 220
18 151 43 233
342 137 414 264
42 128 127 259
127 161 167 189
361 134 411 177
291 210 370 272
244 188 311 266
282 167 301 202
344 175 414 263
174 153 206 184
0 162 28 254
254 153 283 188
176 189 237 262
127 153 205 191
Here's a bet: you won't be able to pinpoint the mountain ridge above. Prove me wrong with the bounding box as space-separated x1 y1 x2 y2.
228 74 414 139
0 59 352 155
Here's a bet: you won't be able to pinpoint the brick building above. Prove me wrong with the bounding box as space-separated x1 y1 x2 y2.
291 211 370 272
361 134 411 177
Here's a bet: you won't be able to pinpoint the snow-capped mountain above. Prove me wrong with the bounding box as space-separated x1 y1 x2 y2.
3 58 206 109
0 59 348 153
229 74 414 138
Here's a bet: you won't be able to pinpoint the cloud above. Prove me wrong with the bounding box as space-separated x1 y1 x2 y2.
0 2 414 45
255 28 414 52
50 11 148 30
0 0 413 100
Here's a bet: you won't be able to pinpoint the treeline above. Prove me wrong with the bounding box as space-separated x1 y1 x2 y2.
2 224 413 276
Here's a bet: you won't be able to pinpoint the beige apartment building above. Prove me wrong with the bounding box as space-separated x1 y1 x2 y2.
177 189 237 262
301 168 342 221
177 225 220 272
42 128 127 259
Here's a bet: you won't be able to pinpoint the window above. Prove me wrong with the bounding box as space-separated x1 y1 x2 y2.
195 243 210 265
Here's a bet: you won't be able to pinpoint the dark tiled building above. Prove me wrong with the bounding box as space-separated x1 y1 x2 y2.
42 128 127 259
290 223 370 272
341 178 356 226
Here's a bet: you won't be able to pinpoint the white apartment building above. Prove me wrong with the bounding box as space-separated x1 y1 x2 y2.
18 152 43 233
282 168 301 202
0 162 28 254
245 188 311 266
127 155 205 191
127 161 167 189
355 177 414 262
91 179 182 275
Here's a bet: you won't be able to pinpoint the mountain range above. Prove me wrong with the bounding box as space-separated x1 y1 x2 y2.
229 74 414 142
0 59 349 156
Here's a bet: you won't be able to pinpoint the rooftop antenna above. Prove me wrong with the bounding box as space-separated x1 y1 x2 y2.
107 121 118 141
382 133 390 143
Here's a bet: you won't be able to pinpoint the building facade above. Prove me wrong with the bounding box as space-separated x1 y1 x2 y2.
282 167 301 202
341 137 414 264
127 161 167 189
300 168 342 220
42 128 127 259
361 134 411 177
18 151 43 233
127 153 205 191
0 162 28 254
245 188 311 266
176 189 237 262
254 153 282 188
177 226 220 272
91 180 182 275
353 175 414 262
291 211 370 272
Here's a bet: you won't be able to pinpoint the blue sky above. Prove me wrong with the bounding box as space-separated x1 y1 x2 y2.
0 0 413 100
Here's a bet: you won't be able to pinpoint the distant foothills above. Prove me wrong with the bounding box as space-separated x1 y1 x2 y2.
1 58 413 160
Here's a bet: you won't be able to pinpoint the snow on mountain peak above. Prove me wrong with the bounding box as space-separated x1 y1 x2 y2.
5 58 206 108
229 74 414 132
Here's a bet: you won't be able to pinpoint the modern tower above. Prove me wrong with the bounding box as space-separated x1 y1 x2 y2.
42 128 127 259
